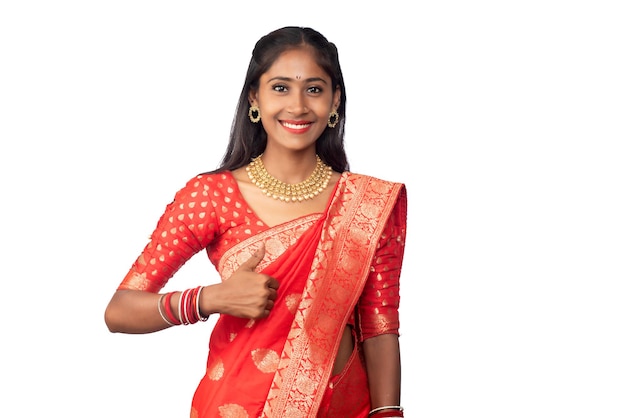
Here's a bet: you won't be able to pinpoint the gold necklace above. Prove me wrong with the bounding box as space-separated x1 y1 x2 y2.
246 154 333 203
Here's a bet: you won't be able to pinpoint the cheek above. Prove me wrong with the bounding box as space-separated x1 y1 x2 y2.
260 118 276 133
258 101 281 118
314 104 332 120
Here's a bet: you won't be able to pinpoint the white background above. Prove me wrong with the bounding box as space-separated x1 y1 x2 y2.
1 1 625 417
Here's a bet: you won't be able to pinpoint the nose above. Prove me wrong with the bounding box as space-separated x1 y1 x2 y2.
287 92 308 115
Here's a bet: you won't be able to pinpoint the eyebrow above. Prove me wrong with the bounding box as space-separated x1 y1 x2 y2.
266 76 328 84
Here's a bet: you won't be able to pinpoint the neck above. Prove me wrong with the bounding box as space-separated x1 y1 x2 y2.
260 152 319 184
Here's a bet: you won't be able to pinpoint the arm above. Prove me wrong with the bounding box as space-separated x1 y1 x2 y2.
104 289 169 334
363 333 401 407
104 246 279 334
104 176 279 334
360 191 407 414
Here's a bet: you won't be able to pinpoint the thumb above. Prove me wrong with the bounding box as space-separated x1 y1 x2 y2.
241 244 265 271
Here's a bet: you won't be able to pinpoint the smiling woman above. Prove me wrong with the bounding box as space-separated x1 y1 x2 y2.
104 26 408 418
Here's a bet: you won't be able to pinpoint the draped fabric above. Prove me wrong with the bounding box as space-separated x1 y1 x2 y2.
118 171 407 418
191 214 326 418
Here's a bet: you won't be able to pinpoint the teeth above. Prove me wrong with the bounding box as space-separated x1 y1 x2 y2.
282 121 311 129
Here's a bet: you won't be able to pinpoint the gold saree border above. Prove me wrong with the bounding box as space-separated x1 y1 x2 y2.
218 214 322 281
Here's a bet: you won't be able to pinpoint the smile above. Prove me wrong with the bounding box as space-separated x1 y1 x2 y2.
281 121 313 132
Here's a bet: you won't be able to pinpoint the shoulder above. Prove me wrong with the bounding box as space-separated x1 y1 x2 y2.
344 172 407 209
342 172 407 225
178 171 236 192
168 171 237 204
344 172 406 189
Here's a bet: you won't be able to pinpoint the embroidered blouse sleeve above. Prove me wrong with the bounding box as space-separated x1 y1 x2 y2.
117 176 219 292
357 189 407 341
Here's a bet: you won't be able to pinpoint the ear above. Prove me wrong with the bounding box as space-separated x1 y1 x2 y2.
332 87 341 110
248 89 258 106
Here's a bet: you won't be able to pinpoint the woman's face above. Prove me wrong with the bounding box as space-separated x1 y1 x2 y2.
250 46 340 154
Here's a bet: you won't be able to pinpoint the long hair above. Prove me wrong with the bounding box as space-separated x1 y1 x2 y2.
210 26 349 173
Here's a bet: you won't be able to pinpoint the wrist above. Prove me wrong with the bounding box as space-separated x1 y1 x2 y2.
199 283 221 316
369 405 404 417
195 286 210 322
158 286 210 326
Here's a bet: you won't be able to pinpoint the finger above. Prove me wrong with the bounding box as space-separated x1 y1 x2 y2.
239 244 266 271
266 277 279 290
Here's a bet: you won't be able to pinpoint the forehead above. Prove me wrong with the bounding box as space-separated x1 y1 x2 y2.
262 47 330 80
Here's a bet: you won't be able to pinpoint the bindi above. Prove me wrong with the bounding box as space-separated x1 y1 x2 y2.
296 75 301 80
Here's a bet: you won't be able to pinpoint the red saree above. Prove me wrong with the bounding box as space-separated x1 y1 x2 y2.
118 171 407 418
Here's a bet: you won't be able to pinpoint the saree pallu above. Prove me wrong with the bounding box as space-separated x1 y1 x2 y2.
193 173 406 418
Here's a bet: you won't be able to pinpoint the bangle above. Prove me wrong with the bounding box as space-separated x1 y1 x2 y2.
369 405 404 416
157 293 175 326
196 286 209 322
180 288 192 325
163 292 182 325
179 289 187 325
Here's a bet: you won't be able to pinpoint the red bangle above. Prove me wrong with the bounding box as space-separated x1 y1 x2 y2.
180 288 190 324
161 287 209 327
190 286 199 322
163 292 182 325
186 287 196 324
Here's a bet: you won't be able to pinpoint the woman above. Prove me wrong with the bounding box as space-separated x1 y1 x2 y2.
105 26 407 418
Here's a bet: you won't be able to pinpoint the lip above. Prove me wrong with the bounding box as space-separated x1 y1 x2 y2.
280 120 313 134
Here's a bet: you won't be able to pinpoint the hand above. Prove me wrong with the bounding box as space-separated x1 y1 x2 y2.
206 244 279 319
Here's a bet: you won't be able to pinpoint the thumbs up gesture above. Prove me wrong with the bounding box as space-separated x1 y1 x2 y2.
202 244 279 319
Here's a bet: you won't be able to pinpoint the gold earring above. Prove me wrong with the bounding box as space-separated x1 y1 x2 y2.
248 105 261 123
327 110 339 128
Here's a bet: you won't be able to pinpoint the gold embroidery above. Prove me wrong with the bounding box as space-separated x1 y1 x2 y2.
208 358 224 381
122 271 149 290
285 293 301 314
251 348 279 373
218 403 249 418
265 236 286 254
294 371 316 395
218 215 320 280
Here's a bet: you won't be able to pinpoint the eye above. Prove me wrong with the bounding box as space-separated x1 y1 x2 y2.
307 86 322 94
272 84 287 93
